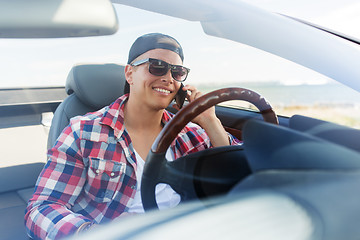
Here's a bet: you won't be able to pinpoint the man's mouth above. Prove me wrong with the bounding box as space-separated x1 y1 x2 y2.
153 87 172 94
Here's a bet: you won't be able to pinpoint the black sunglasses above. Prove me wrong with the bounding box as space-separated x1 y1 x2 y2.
131 58 190 82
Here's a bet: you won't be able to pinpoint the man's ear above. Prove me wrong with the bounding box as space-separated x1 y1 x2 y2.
124 64 134 85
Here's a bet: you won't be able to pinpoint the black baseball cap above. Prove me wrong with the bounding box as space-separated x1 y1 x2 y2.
127 33 184 64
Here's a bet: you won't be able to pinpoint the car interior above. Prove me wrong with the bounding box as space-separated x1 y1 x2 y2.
0 61 269 239
1 1 360 239
1 60 360 239
0 58 287 239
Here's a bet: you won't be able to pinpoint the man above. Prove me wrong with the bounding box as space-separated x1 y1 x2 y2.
25 33 240 239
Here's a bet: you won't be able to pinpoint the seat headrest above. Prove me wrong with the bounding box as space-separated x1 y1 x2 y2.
65 63 126 110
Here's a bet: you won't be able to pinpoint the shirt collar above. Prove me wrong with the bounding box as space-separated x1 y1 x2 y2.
100 94 174 139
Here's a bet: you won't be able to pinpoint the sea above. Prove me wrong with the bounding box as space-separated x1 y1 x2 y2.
198 82 360 107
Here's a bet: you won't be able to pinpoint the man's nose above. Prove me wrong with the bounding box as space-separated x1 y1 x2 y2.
161 69 173 83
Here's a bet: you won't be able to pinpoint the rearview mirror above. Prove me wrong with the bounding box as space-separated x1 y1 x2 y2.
0 0 118 38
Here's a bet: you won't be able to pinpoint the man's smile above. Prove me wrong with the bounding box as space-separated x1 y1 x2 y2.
153 87 172 94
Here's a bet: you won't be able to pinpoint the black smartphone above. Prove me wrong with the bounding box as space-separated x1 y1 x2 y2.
174 83 187 109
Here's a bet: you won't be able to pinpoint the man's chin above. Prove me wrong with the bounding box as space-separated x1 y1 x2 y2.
148 102 169 111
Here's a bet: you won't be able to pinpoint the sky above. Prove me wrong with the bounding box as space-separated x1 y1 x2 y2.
0 0 360 89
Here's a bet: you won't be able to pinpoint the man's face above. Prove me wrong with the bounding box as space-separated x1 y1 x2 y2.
128 49 183 110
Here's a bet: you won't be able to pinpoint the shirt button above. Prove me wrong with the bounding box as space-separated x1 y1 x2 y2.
95 169 100 174
110 172 115 177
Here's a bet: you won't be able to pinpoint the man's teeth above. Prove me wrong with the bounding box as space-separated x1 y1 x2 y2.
154 88 170 94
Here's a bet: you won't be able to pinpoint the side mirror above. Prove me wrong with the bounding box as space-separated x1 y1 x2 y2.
0 0 118 38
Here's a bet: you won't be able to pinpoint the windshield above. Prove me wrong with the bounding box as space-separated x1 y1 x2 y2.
247 0 360 40
0 1 359 128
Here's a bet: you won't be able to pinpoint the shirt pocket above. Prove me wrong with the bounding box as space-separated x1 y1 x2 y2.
85 158 125 203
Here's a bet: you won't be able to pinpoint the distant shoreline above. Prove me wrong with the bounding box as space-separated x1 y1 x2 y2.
197 82 360 106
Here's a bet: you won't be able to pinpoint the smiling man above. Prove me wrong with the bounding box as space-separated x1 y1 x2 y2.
25 33 240 240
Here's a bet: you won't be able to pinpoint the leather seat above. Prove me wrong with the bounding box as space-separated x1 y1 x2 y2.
0 63 126 240
47 63 126 149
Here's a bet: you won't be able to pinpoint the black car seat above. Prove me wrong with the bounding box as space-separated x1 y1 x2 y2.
47 63 126 149
0 63 126 240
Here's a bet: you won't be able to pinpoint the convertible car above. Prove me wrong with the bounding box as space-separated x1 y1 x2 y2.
1 0 360 240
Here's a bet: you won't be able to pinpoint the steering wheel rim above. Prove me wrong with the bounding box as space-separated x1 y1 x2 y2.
141 87 278 211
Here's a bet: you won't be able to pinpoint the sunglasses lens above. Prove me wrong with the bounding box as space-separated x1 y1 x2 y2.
149 60 168 76
146 59 188 82
171 66 188 82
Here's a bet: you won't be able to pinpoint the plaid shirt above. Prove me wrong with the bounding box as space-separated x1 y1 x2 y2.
25 94 240 240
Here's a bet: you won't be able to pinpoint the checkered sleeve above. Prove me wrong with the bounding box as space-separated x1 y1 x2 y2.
173 122 241 158
228 132 242 145
25 118 93 240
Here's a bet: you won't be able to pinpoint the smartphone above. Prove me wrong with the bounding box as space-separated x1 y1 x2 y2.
174 83 187 109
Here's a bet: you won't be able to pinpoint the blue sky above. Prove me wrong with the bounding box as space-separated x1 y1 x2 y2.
0 0 360 88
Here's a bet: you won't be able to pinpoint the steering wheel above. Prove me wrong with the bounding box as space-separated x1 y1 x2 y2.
141 87 278 211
